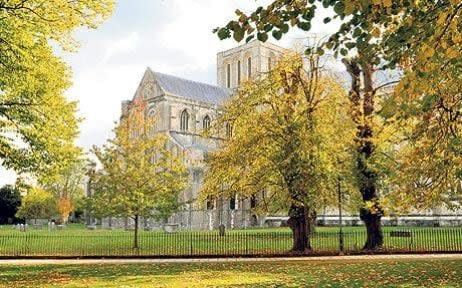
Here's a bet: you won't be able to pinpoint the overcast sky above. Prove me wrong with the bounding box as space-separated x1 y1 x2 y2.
0 0 340 185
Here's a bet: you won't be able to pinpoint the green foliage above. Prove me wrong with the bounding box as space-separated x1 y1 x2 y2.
89 101 189 221
0 185 21 224
16 187 58 221
202 54 355 216
215 0 462 212
0 0 114 176
40 158 86 222
214 1 460 64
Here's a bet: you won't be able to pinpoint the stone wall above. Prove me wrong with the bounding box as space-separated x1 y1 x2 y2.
100 209 264 231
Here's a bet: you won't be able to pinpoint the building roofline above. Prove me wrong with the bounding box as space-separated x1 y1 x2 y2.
217 40 287 57
148 68 226 91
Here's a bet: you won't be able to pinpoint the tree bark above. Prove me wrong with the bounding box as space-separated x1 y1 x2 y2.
307 210 317 235
361 208 383 250
133 214 139 249
288 204 311 253
357 134 384 250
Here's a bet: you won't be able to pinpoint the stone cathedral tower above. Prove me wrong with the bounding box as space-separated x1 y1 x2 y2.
216 41 287 89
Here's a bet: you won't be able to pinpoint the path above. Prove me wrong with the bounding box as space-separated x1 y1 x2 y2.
1 253 461 265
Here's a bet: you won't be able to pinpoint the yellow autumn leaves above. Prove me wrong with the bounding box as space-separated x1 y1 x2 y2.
201 53 355 214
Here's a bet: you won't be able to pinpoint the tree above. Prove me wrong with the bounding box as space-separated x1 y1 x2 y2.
0 0 114 175
202 54 354 253
342 55 386 250
40 159 86 223
386 68 462 212
0 185 21 224
214 0 462 213
213 1 460 69
90 101 189 249
16 188 58 224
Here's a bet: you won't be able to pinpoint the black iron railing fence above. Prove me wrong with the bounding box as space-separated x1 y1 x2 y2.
0 227 461 257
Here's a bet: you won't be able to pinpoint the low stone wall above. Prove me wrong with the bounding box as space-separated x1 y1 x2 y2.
100 209 262 231
98 213 462 230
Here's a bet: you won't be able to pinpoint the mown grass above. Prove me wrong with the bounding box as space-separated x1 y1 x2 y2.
1 258 462 287
0 225 461 256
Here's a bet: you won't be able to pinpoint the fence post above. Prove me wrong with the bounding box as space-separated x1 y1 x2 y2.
190 232 193 255
337 177 344 255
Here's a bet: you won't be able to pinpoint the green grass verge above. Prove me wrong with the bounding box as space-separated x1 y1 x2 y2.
1 258 462 287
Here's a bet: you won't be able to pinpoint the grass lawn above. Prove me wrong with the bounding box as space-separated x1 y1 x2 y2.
1 258 462 287
0 224 461 256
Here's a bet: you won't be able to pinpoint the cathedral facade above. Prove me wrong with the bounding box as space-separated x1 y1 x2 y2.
98 40 462 230
112 41 286 230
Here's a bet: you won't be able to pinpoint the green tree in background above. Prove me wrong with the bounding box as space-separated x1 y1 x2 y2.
16 187 58 224
40 159 87 224
0 185 21 224
90 101 189 249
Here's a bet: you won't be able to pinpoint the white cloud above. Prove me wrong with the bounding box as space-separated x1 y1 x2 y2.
0 167 16 186
103 32 140 63
0 0 343 186
158 0 266 70
69 64 145 148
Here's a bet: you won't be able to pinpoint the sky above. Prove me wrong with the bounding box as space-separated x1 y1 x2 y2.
0 0 340 185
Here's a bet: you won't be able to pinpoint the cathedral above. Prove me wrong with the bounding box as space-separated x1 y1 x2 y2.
116 41 287 230
99 40 462 231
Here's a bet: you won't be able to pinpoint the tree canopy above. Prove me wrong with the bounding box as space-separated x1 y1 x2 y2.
40 158 87 223
214 0 462 214
0 0 114 175
16 187 57 223
202 54 355 252
89 101 189 248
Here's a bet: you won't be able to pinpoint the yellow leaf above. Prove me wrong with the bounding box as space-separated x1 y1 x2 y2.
382 0 392 7
446 47 459 59
344 2 356 15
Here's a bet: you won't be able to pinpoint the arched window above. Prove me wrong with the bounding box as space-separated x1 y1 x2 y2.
250 195 257 208
193 170 201 183
268 57 272 71
237 60 241 85
206 196 214 210
226 123 233 138
203 115 211 130
148 109 158 134
247 57 252 77
226 63 231 88
180 109 189 131
229 195 237 210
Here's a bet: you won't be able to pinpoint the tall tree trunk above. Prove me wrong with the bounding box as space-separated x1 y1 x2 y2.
133 214 139 249
357 127 383 250
288 204 311 253
344 58 383 251
307 210 317 235
362 209 383 249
